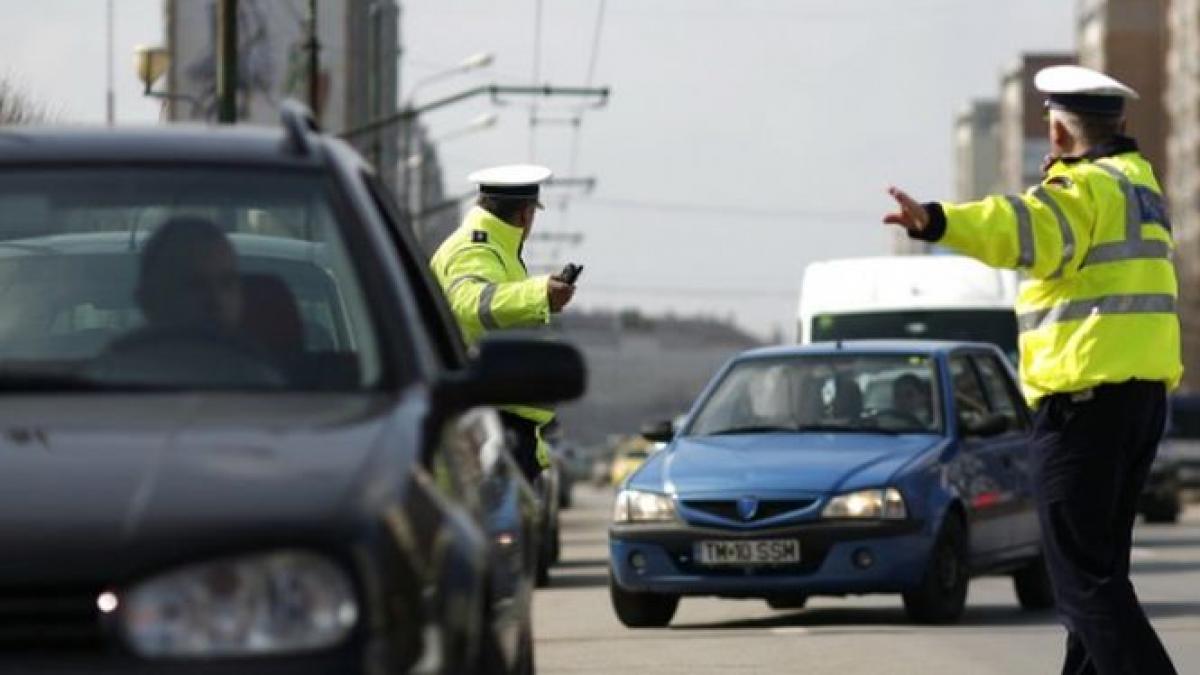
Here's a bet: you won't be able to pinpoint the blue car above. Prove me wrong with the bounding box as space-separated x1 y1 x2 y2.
609 341 1054 626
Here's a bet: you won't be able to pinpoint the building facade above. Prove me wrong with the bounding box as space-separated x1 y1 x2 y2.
955 100 1002 201
1166 0 1200 389
999 53 1075 193
1077 0 1169 173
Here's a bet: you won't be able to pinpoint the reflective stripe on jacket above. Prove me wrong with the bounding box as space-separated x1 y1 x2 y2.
430 206 555 463
935 142 1181 404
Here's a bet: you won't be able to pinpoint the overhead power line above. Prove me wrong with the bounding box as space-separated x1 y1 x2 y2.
576 196 878 223
521 280 797 298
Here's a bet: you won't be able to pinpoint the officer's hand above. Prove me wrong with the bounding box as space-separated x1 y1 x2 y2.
548 278 575 313
883 186 930 234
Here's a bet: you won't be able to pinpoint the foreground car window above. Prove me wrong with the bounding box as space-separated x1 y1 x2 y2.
0 168 383 390
687 355 941 436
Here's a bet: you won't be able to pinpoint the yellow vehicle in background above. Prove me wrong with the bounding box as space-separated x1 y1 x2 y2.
609 436 654 487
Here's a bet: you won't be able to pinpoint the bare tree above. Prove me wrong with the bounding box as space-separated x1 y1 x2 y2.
0 78 47 124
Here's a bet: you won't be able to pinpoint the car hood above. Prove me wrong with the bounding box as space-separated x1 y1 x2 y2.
0 393 400 583
645 433 941 496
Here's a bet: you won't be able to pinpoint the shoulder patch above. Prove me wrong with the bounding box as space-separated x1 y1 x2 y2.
1045 175 1074 190
471 230 488 243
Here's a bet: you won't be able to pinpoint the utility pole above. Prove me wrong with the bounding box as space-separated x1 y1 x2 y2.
217 0 238 124
307 0 320 120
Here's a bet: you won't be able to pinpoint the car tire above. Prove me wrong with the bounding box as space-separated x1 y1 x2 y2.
766 594 808 610
1012 555 1055 610
514 617 535 675
476 604 535 675
903 514 969 624
536 549 551 588
610 577 679 627
1142 497 1181 524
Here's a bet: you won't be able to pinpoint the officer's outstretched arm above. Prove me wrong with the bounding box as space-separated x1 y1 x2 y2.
937 178 1094 280
441 247 551 337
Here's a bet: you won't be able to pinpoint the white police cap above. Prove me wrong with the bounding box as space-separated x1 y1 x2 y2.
468 164 553 207
1035 65 1138 116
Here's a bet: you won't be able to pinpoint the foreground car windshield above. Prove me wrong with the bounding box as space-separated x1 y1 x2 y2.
687 354 941 436
0 168 383 390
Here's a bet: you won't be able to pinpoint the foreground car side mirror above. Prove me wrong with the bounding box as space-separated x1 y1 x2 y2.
436 334 587 411
641 419 675 444
960 412 1009 439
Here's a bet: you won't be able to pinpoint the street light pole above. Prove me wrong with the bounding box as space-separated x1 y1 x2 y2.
397 52 494 239
307 0 320 120
342 84 610 142
217 0 238 124
407 112 498 241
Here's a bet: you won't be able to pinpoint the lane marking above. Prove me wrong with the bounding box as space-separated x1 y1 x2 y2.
1131 547 1157 560
770 627 811 636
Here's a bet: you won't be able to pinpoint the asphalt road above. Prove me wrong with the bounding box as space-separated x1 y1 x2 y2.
534 486 1200 674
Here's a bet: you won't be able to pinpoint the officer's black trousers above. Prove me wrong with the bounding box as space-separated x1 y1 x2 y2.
499 411 543 485
1032 380 1176 675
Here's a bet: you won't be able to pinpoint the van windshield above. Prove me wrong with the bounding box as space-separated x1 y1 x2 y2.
810 310 1018 362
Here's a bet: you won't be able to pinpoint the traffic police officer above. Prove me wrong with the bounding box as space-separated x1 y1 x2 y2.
884 66 1180 674
430 164 576 482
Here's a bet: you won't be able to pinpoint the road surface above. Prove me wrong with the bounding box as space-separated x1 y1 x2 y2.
535 486 1200 674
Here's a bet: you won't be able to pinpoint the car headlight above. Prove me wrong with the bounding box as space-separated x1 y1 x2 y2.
613 489 676 523
822 488 907 520
119 550 358 658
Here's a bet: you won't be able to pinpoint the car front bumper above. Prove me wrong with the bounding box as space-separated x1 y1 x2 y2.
610 519 930 597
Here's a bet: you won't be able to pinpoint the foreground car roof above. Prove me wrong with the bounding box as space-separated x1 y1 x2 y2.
740 340 996 359
0 232 323 262
0 125 325 168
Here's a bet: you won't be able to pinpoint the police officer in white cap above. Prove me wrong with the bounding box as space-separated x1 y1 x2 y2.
430 164 577 482
885 65 1179 673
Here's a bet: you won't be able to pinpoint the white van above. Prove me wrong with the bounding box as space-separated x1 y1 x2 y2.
797 255 1020 360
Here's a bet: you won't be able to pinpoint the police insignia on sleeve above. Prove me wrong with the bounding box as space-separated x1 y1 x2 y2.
471 230 488 243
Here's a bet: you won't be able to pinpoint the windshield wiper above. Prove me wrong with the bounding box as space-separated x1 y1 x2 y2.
793 424 902 436
705 425 797 436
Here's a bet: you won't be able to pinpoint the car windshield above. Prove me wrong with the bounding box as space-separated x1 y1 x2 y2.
811 310 1018 363
0 167 384 391
687 354 941 436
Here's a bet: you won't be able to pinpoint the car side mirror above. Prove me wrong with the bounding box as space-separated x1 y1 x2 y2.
641 419 675 444
436 334 586 411
960 412 1010 439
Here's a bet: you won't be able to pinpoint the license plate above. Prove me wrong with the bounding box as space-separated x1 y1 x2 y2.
695 539 801 565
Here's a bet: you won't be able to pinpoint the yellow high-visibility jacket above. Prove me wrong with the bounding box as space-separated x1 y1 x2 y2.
918 137 1182 404
430 206 556 464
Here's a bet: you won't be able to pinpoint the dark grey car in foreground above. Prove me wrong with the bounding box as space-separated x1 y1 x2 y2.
0 108 583 673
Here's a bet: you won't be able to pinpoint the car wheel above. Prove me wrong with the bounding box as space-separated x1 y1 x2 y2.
1012 555 1055 610
766 594 808 610
903 514 969 624
475 603 535 675
1142 496 1181 524
610 577 679 627
513 617 535 675
535 548 551 588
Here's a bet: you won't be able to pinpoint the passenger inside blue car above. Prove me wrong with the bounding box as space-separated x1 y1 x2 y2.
893 373 933 426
